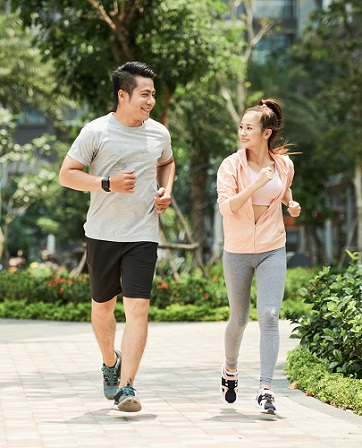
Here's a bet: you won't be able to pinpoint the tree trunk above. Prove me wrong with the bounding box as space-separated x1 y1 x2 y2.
353 158 362 260
160 88 171 127
171 196 208 278
190 150 209 261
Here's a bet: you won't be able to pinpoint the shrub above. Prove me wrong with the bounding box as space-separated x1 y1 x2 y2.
0 299 91 321
286 345 362 416
281 267 316 320
148 304 230 322
0 261 314 321
0 266 90 304
284 267 318 301
290 251 362 378
0 299 231 322
151 267 229 309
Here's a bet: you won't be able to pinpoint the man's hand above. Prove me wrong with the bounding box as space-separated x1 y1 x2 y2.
154 187 171 214
109 169 136 193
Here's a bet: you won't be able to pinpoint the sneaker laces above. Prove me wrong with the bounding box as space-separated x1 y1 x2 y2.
114 385 136 401
258 389 275 410
261 391 274 402
122 385 136 396
101 363 119 386
222 377 238 389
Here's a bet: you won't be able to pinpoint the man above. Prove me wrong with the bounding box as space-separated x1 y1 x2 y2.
59 61 175 412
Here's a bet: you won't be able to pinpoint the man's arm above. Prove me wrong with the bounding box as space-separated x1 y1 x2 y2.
59 155 102 191
154 157 175 213
59 155 136 193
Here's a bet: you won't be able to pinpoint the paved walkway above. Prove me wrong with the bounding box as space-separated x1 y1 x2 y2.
0 318 361 448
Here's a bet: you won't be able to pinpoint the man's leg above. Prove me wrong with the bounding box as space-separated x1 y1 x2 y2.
113 241 156 411
120 297 149 387
91 296 118 367
91 296 122 400
112 297 149 412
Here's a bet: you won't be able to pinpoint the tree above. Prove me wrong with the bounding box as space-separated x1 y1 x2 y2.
0 109 58 265
0 4 80 265
294 0 362 260
12 0 236 263
246 56 330 264
169 77 238 261
217 0 275 129
12 0 228 124
0 7 74 123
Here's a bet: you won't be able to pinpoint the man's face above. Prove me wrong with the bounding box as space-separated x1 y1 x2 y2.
119 76 156 126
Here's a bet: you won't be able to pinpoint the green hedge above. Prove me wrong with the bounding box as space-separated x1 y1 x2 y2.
285 345 362 416
0 263 315 307
0 299 232 322
0 267 90 304
290 251 362 378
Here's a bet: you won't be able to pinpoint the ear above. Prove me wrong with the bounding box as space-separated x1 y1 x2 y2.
118 89 128 104
264 128 272 139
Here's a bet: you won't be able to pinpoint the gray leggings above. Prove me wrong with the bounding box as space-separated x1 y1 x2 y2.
223 247 286 386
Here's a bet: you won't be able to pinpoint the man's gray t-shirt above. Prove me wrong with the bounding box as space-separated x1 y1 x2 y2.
67 113 173 243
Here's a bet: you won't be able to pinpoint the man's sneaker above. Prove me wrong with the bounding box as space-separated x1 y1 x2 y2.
256 387 276 414
114 385 141 412
220 363 238 403
101 349 121 400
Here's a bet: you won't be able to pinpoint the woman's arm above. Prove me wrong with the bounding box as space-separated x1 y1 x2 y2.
228 166 273 213
282 188 301 217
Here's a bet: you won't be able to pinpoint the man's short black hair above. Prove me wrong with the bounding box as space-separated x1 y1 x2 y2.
112 61 156 110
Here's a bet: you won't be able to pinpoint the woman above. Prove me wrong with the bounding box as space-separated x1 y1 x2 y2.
217 98 301 413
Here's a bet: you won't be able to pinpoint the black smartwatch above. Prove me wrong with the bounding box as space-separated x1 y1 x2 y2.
101 177 110 192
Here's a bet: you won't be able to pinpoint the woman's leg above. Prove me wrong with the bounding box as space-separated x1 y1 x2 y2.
255 247 286 388
223 251 254 370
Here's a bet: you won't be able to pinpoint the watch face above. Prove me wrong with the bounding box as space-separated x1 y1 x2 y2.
102 177 110 191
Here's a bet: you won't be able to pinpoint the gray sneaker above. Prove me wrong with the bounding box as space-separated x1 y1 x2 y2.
114 385 141 412
101 349 121 400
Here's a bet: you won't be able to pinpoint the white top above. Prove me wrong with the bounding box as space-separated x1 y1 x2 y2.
248 166 282 206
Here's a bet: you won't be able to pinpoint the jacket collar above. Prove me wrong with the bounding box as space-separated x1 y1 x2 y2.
236 148 290 174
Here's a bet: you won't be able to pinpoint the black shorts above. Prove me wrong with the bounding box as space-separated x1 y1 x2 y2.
86 238 158 303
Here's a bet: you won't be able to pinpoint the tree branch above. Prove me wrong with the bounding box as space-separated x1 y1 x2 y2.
218 79 240 128
86 0 117 33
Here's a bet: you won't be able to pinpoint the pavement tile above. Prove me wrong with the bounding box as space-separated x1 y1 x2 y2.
1 318 362 448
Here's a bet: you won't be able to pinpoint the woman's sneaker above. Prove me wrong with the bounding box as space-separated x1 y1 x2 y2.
256 387 276 414
220 363 238 403
114 385 142 412
101 349 121 400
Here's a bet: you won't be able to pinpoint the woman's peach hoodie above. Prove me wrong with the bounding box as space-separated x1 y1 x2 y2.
217 148 294 254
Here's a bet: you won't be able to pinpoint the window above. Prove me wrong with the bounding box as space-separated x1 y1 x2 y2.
252 0 295 19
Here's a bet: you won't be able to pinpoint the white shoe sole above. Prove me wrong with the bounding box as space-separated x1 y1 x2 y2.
260 407 276 415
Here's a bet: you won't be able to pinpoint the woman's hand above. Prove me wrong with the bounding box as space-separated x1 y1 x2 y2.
287 200 301 217
255 166 274 188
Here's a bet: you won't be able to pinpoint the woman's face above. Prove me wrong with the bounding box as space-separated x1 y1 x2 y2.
238 111 269 150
